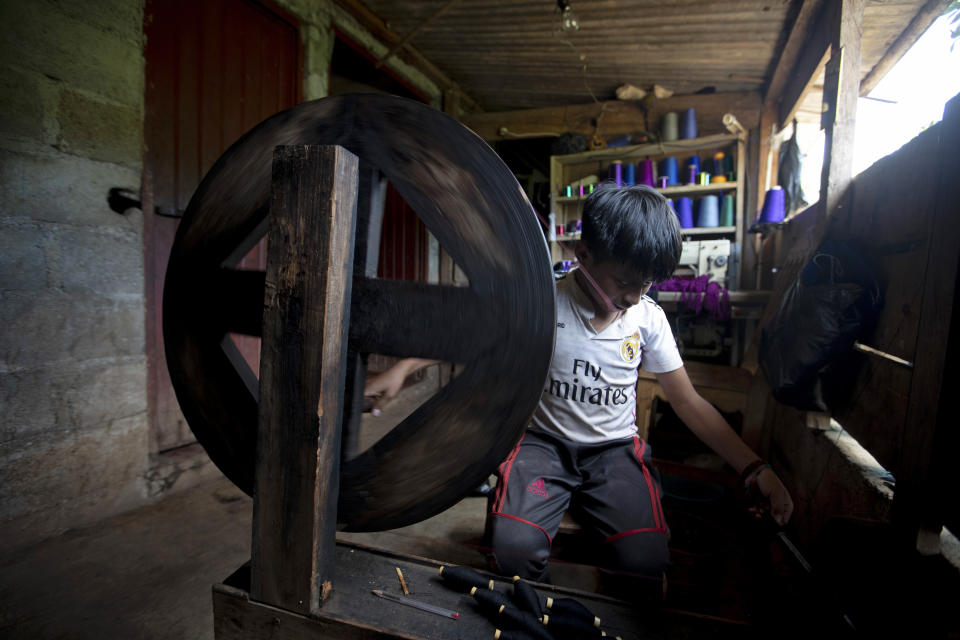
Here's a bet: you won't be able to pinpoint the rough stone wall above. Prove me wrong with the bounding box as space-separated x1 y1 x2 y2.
0 0 443 552
0 0 149 551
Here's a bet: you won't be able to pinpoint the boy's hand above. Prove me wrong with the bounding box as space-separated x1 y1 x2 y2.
754 468 794 526
363 366 407 416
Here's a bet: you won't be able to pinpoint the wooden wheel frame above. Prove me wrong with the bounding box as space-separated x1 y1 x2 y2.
163 94 555 531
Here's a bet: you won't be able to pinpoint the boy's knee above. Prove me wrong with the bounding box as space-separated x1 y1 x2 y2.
604 532 670 578
487 514 551 581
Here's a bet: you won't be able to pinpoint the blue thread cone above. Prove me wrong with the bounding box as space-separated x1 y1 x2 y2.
680 108 697 139
676 197 694 228
623 162 636 186
698 195 720 227
660 157 678 186
608 161 623 187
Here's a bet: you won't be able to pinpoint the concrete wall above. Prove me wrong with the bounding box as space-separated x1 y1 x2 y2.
0 0 443 552
0 0 148 550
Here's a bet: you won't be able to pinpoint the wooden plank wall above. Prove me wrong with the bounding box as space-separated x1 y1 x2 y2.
759 93 960 546
827 124 942 471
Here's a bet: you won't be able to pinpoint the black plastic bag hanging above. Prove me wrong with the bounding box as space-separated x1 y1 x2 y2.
759 238 883 411
778 119 808 215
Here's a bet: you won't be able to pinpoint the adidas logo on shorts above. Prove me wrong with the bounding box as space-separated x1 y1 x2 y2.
526 478 549 498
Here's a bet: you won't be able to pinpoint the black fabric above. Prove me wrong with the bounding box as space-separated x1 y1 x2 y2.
760 237 882 411
778 119 808 215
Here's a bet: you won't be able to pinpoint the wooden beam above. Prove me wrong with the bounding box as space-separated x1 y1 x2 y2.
461 91 762 142
764 0 827 108
859 0 948 97
333 0 481 112
443 88 461 120
777 2 833 129
819 0 866 221
374 0 462 69
251 145 359 615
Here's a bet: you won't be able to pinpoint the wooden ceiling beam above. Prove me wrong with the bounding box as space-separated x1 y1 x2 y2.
333 0 482 112
859 0 947 97
373 0 462 69
461 91 762 142
776 3 834 129
764 0 827 110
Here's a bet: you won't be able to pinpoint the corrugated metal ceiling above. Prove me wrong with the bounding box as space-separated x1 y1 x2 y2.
356 0 937 112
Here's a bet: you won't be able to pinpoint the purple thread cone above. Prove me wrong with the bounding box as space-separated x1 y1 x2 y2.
697 195 720 227
608 161 623 187
680 107 697 139
660 157 679 185
686 156 700 185
640 160 655 186
759 186 786 223
676 197 694 228
623 162 636 186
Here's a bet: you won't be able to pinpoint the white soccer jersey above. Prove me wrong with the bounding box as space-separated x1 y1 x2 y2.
531 273 684 443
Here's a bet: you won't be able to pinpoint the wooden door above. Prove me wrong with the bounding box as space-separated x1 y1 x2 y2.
143 0 301 453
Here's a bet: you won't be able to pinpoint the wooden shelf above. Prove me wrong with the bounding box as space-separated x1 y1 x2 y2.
551 133 744 165
550 131 748 292
655 290 771 306
679 226 736 236
661 182 738 196
557 182 738 202
554 227 736 240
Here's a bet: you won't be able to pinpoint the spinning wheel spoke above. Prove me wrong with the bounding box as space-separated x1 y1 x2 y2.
349 278 498 362
205 267 266 337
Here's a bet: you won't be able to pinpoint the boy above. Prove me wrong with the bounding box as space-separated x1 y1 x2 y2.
366 185 793 584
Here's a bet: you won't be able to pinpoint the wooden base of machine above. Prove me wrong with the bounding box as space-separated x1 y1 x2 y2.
213 540 742 639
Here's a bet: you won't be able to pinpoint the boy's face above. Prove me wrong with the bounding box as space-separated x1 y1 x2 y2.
575 245 653 312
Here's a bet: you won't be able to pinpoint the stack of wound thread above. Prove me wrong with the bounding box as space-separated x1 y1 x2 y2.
494 631 547 640
472 587 553 640
437 565 494 592
543 597 603 639
511 576 543 617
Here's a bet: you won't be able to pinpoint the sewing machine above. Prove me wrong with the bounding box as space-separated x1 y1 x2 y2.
678 239 731 286
668 240 733 359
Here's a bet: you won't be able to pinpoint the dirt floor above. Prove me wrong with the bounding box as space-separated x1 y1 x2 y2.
0 375 498 640
4 372 958 638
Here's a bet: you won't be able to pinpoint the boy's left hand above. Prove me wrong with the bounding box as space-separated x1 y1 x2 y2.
754 468 794 526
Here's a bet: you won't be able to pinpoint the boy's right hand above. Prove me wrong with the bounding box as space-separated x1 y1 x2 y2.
363 366 407 416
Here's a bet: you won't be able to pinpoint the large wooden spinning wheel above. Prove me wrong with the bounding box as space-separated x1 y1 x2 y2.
163 94 555 532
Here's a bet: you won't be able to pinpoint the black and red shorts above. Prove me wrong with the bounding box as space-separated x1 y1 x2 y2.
487 429 669 582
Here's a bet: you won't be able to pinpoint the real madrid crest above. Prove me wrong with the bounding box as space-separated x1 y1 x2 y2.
620 331 641 363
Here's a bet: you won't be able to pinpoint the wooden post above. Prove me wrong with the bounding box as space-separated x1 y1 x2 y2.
818 0 865 221
341 163 386 461
251 145 359 615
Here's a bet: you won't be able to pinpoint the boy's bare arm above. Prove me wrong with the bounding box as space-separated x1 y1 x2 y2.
364 358 438 415
654 367 794 525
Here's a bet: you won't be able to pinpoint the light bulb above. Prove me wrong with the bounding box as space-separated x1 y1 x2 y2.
557 0 579 32
560 5 579 31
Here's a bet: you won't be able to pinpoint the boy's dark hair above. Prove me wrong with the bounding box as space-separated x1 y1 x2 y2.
580 184 682 282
